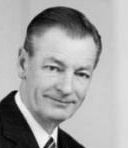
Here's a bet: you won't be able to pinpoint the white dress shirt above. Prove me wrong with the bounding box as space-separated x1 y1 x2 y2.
15 91 58 148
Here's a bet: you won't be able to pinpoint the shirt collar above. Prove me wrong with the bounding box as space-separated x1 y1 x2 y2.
15 91 58 148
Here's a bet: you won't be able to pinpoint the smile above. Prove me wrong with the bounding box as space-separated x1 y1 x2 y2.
43 95 75 105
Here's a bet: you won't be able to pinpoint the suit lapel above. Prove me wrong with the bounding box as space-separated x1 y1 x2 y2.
0 91 39 148
58 128 69 148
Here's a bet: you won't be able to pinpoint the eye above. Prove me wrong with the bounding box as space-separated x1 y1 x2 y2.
75 72 91 79
43 65 62 72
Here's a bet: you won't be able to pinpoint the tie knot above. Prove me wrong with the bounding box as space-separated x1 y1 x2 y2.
44 137 56 148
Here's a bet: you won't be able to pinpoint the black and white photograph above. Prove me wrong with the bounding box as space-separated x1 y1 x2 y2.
0 0 127 148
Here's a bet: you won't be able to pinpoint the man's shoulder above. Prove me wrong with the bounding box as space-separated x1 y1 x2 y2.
59 128 86 148
0 91 17 105
0 91 17 120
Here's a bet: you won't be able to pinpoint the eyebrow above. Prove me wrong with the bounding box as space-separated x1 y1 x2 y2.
44 57 93 72
44 57 66 67
77 66 93 71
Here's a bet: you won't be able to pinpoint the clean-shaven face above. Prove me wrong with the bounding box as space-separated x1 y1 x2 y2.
20 27 97 127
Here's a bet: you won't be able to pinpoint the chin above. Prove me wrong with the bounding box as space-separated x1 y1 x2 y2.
49 111 74 124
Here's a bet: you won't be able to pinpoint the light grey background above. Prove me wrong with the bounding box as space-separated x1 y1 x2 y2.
0 0 121 148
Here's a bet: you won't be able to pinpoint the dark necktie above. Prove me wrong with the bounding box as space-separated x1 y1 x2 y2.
44 137 56 148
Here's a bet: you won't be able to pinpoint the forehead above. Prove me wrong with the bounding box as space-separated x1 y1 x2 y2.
32 27 97 68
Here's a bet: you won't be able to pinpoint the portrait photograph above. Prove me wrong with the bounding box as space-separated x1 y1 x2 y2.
0 0 127 148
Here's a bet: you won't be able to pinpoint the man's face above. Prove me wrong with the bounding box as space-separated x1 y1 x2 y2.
20 27 97 125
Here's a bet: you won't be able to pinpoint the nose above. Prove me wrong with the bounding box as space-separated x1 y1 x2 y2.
55 72 73 95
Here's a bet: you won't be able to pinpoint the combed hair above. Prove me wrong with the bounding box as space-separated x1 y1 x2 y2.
24 6 102 68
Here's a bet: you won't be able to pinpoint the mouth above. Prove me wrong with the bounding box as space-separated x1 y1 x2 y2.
43 95 75 105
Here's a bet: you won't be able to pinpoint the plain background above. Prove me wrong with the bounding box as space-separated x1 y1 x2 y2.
0 0 127 148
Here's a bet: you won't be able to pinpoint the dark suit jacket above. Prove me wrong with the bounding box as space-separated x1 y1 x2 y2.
0 91 85 148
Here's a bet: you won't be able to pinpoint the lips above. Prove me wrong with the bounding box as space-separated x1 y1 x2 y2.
43 94 75 104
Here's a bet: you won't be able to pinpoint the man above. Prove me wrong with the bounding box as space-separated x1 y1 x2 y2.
0 6 102 148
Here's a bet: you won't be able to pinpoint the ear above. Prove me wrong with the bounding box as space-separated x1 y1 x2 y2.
17 48 29 79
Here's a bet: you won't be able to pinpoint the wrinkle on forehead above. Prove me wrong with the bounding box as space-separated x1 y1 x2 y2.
32 27 97 70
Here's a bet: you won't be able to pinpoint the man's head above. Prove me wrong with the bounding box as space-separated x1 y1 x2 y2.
18 6 102 134
24 6 102 68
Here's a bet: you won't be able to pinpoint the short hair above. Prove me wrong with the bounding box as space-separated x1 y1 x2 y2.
23 6 102 68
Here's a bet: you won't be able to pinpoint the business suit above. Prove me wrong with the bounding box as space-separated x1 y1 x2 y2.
0 91 85 148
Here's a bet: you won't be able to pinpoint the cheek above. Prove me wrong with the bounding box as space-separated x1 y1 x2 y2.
32 72 59 94
75 80 91 101
39 73 58 87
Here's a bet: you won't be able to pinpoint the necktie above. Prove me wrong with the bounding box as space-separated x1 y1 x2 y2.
44 137 56 148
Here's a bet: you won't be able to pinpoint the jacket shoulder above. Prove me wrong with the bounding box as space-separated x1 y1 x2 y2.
0 91 18 148
0 91 17 103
